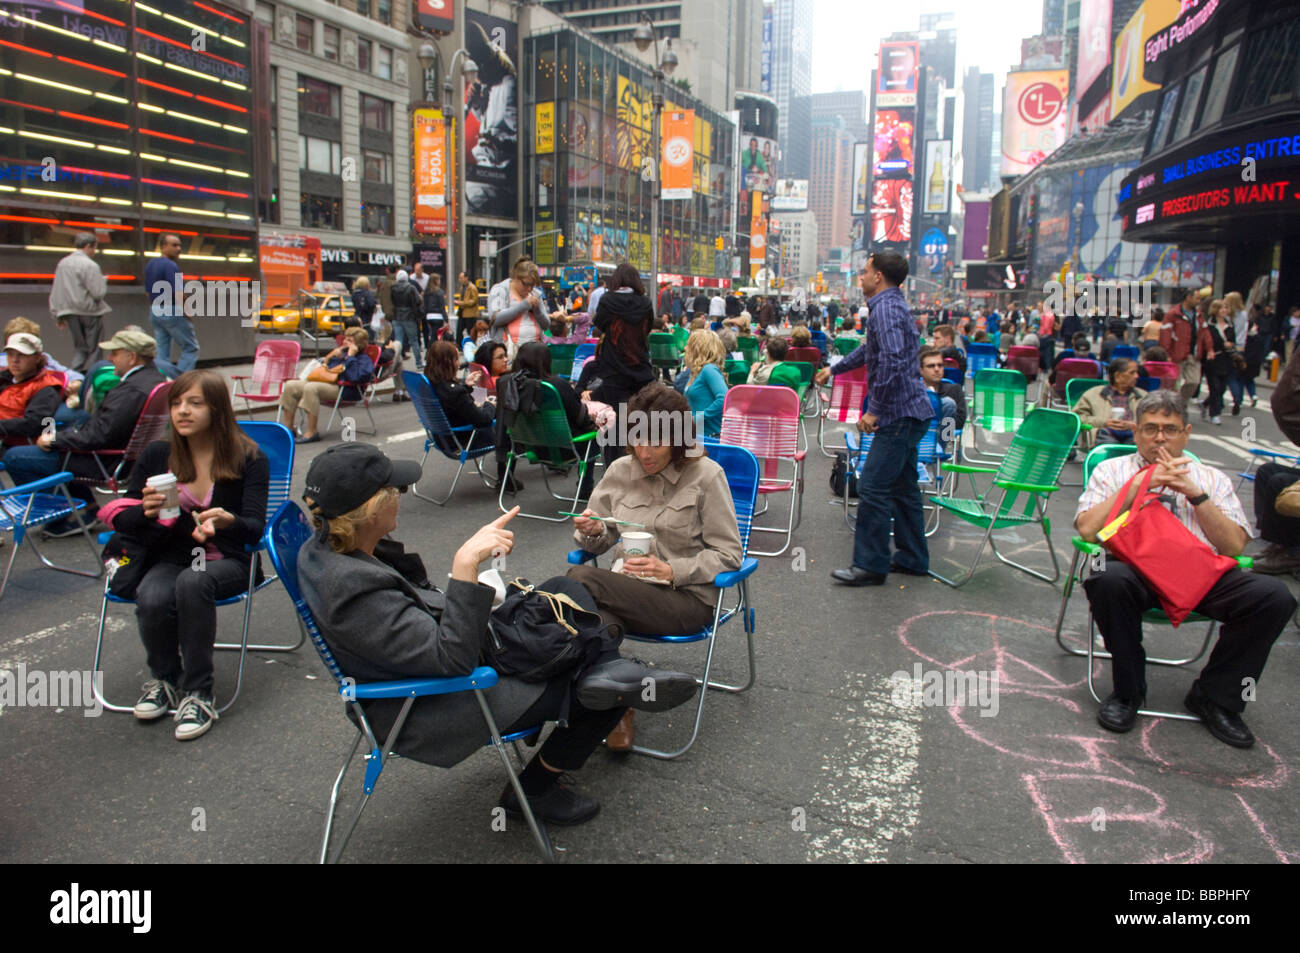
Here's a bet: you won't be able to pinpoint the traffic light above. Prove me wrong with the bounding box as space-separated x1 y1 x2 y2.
557 231 565 248
715 236 724 250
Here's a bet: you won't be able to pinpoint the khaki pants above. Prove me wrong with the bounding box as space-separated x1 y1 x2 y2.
279 379 341 422
1177 356 1201 401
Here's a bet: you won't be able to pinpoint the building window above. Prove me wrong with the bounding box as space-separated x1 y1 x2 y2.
299 77 341 118
299 136 342 175
323 25 340 62
362 150 391 183
296 14 313 53
1170 64 1207 145
360 94 392 132
1229 20 1300 112
357 0 370 15
302 194 342 230
254 1 273 26
1197 46 1239 131
376 0 391 25
361 202 393 235
376 45 393 81
357 38 372 73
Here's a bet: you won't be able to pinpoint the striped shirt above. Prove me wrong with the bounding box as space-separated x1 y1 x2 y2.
832 286 931 427
1075 453 1253 548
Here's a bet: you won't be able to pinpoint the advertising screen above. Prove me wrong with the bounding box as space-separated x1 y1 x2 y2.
873 110 915 177
851 142 870 217
739 135 777 194
417 0 455 33
1077 0 1113 94
877 42 919 108
1001 70 1070 177
870 179 913 244
1111 0 1181 118
962 200 991 261
464 9 519 219
921 140 952 215
771 179 809 211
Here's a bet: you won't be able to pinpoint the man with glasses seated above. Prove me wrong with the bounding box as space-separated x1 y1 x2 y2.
1074 390 1294 748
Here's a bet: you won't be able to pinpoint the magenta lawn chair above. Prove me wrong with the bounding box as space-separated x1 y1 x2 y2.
816 365 868 457
720 385 803 557
61 381 172 495
233 340 300 418
1141 360 1178 390
1005 345 1040 400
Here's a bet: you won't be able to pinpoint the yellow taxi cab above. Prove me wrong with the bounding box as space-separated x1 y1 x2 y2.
257 288 354 334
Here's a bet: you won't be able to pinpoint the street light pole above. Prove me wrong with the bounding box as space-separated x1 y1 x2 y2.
633 17 676 314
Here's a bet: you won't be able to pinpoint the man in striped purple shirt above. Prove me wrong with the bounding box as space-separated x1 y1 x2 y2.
816 251 933 585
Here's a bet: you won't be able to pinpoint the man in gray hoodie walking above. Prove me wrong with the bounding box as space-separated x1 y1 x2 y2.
49 233 112 372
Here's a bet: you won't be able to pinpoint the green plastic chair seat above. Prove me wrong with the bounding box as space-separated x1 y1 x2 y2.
547 343 577 379
973 368 1029 434
507 381 598 468
833 337 860 356
671 325 689 349
725 359 750 387
1065 377 1107 410
647 332 682 368
737 337 760 363
931 496 1041 528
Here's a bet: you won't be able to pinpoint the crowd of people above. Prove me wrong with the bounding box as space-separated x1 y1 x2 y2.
3 246 1297 831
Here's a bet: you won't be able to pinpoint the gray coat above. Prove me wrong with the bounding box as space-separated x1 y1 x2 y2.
297 537 546 768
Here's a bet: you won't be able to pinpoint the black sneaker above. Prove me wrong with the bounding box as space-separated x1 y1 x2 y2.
499 774 600 826
173 692 218 741
134 678 179 721
42 511 94 539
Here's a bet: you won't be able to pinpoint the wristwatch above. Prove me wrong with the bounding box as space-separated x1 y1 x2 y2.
1187 492 1210 507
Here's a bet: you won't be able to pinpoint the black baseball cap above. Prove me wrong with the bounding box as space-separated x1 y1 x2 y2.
302 443 422 519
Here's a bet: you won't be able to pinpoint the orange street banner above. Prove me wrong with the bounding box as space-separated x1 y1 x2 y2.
749 215 767 266
414 108 453 235
661 109 694 200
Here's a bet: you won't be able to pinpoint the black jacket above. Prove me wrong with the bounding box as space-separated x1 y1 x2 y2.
351 287 376 322
0 371 62 440
391 280 423 323
433 380 494 430
424 288 447 317
693 294 708 315
934 380 968 431
590 290 655 403
114 440 269 567
724 295 742 318
51 362 166 454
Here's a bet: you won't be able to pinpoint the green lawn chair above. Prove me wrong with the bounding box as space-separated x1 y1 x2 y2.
769 361 815 451
500 381 601 522
725 358 750 387
929 407 1080 588
833 336 861 357
1060 376 1109 487
671 324 689 350
737 336 760 365
1051 444 1252 723
547 343 577 379
648 332 682 377
966 367 1030 465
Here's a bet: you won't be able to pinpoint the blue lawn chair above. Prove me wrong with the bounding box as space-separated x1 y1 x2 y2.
942 367 963 385
1111 344 1140 361
403 371 496 505
570 341 596 383
965 342 999 379
264 501 552 863
90 421 302 714
567 441 759 760
0 468 102 600
1236 447 1300 492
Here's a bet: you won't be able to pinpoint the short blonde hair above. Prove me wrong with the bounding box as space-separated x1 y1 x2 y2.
791 325 812 347
683 329 725 385
1222 291 1243 314
511 257 540 285
343 327 370 350
352 275 371 290
311 486 399 554
5 317 41 338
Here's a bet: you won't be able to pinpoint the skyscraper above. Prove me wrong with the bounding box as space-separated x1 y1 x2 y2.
770 0 813 179
960 67 997 193
809 116 853 259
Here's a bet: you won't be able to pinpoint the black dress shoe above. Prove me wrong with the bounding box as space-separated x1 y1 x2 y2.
1184 680 1255 748
831 567 887 586
889 562 929 577
499 775 600 827
1097 692 1143 733
576 657 698 712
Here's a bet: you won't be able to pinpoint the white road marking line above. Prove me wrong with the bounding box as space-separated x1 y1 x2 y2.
384 429 426 445
0 612 127 669
807 673 922 861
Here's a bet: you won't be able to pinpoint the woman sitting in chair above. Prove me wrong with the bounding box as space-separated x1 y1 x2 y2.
568 383 743 751
746 335 789 385
424 340 495 449
680 330 727 438
296 443 698 826
108 369 269 741
278 327 374 445
467 339 508 396
1071 357 1142 446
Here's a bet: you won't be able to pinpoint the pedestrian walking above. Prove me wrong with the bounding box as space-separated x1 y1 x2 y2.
144 232 199 377
389 269 425 369
455 271 480 342
48 232 112 373
819 251 933 586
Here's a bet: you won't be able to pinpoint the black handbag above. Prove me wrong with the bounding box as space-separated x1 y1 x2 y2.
829 449 858 498
101 532 152 599
485 575 621 682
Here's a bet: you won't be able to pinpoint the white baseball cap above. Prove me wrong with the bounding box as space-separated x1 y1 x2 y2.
4 332 42 355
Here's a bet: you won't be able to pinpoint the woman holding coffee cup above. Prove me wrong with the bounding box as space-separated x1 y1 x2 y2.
108 369 269 741
568 382 743 750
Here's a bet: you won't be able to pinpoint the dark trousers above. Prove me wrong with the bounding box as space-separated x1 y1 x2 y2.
65 315 103 373
136 558 251 694
1203 365 1229 416
567 563 716 637
503 669 625 771
1254 462 1300 548
1 444 100 504
1083 561 1293 711
852 416 930 575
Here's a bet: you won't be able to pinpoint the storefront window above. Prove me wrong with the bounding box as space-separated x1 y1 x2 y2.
1229 21 1300 112
361 203 393 235
302 194 342 230
1149 84 1180 152
1196 46 1239 130
1170 65 1207 145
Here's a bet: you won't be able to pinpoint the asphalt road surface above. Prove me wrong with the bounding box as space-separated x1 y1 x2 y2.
3 380 1297 864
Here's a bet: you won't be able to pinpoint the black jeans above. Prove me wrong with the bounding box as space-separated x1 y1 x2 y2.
136 558 251 695
503 653 626 771
1203 365 1229 416
1254 462 1300 548
1083 561 1293 711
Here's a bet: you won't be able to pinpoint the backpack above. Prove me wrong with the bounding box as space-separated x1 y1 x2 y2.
829 449 858 498
485 576 621 682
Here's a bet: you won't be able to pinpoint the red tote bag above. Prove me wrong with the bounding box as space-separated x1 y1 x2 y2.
1099 464 1238 625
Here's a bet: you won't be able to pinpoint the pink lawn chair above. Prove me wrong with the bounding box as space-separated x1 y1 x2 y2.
720 385 804 557
1141 360 1178 390
233 340 300 418
816 365 868 457
1049 358 1102 408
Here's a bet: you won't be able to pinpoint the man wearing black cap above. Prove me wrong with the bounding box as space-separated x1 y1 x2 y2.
296 443 699 826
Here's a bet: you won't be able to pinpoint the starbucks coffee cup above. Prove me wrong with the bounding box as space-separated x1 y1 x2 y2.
621 531 655 557
146 473 181 520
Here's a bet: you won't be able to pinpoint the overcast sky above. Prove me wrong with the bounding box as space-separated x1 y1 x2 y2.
810 0 1048 101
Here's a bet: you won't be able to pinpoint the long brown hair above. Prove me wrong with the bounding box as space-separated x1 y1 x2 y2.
168 369 258 482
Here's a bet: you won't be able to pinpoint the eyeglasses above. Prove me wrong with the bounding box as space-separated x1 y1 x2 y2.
1138 424 1186 437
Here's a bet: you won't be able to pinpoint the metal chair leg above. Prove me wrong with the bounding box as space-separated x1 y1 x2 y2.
475 690 555 862
320 733 363 864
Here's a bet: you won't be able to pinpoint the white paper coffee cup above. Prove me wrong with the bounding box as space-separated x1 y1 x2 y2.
621 531 654 557
147 473 181 520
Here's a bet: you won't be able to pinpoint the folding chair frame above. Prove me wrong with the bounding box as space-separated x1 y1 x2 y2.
403 371 496 506
0 472 103 600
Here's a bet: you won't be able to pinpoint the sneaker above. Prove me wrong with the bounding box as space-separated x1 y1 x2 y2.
134 678 179 721
1251 397 1259 408
173 692 218 741
41 511 94 539
1211 415 1222 425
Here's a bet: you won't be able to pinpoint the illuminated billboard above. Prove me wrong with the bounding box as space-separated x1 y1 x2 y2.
921 140 952 215
871 179 913 244
1077 0 1113 94
877 41 919 108
771 178 809 212
873 110 915 177
1001 70 1069 177
851 142 870 217
1111 0 1182 119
